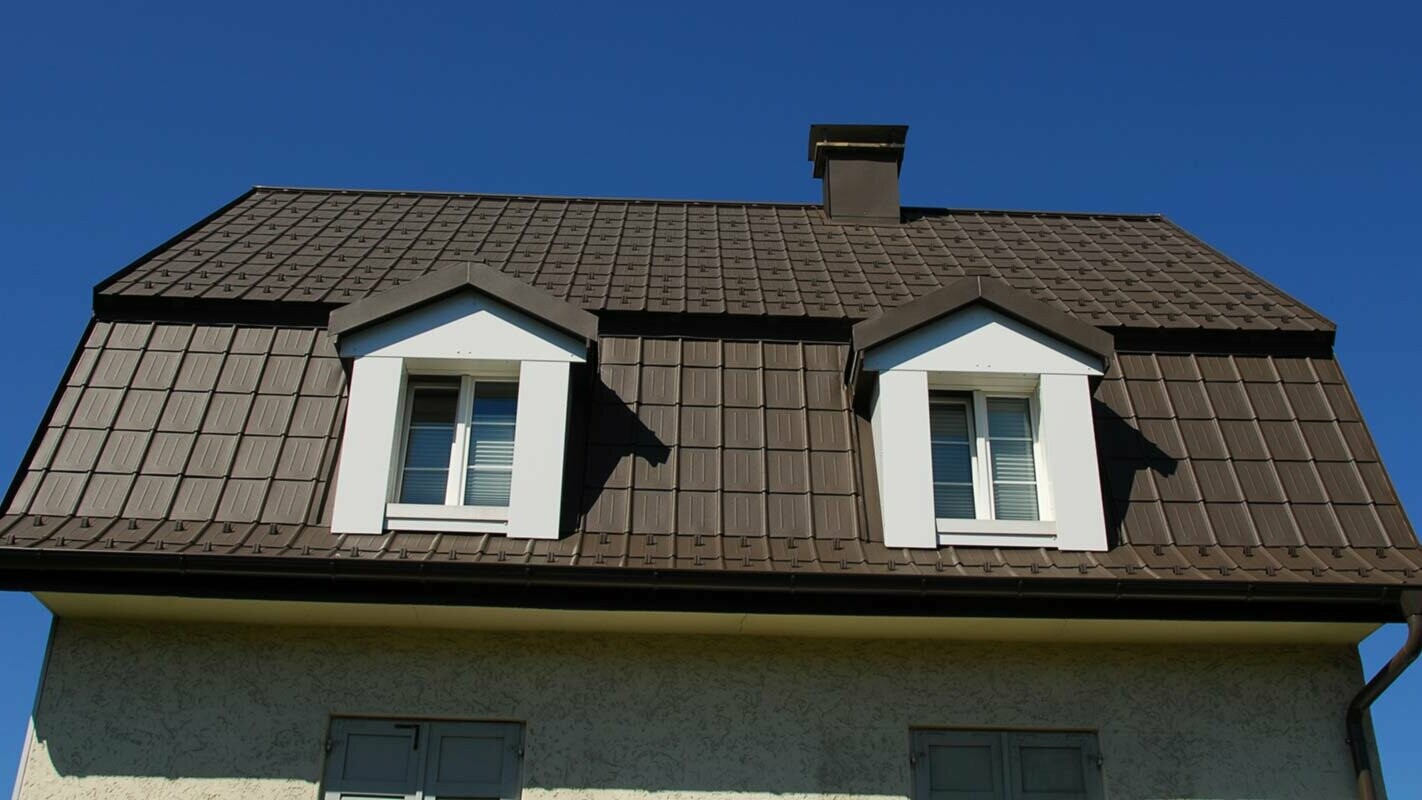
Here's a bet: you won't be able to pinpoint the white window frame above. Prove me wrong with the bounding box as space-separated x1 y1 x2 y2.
393 373 517 518
931 388 1054 542
385 367 521 533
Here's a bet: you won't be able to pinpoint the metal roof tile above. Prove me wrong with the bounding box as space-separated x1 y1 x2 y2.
142 433 195 476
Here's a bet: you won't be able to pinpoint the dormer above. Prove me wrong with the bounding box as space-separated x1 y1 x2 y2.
327 263 597 539
849 277 1114 551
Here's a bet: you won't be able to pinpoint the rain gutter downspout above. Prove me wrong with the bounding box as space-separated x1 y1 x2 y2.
1347 590 1422 800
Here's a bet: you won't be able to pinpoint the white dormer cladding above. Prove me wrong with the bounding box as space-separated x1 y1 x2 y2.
865 306 1108 551
330 291 588 540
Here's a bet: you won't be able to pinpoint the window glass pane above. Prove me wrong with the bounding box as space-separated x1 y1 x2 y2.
465 470 513 507
931 442 974 484
986 397 1032 439
986 397 1038 521
472 382 518 425
468 424 515 467
930 401 971 440
934 484 976 520
400 470 449 505
930 402 976 519
464 381 518 508
399 383 458 505
408 382 459 424
989 440 1037 483
403 427 456 469
994 484 1039 521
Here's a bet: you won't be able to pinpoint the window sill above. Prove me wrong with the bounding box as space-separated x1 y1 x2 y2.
936 518 1055 548
386 503 508 534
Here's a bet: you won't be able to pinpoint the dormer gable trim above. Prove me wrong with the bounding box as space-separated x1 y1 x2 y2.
851 276 1114 363
328 261 599 345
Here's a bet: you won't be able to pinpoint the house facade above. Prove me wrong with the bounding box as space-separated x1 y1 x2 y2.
3 125 1418 800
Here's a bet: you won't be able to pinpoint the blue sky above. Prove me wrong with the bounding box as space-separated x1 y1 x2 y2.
1 0 1419 794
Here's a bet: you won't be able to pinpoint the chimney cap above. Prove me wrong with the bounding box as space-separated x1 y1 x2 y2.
808 124 908 178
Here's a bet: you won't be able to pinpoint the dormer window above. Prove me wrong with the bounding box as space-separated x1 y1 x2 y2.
326 263 598 540
850 277 1114 551
930 393 1042 523
396 377 518 508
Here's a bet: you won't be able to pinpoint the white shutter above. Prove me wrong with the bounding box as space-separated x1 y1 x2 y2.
423 721 523 800
323 719 422 800
1004 732 1102 800
913 730 1007 800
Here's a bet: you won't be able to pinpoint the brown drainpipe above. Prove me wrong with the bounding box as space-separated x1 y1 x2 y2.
1347 590 1422 800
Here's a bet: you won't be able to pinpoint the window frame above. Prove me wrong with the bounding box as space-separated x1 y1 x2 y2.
927 386 1052 542
392 370 519 521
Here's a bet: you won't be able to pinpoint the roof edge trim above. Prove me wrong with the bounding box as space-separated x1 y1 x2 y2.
327 262 599 343
851 276 1116 360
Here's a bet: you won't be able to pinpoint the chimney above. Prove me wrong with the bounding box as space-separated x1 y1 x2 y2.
808 123 909 225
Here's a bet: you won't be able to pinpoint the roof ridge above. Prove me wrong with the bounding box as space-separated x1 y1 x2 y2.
249 184 1167 221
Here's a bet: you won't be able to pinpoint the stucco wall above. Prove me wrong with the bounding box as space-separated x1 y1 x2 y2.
15 619 1367 799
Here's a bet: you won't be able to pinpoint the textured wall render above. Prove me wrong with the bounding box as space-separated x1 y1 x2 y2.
17 620 1365 799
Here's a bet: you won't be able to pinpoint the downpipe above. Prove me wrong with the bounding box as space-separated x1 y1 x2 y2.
1347 590 1422 800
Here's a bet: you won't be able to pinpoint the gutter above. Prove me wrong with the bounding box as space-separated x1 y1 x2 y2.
1346 590 1422 800
0 547 1409 623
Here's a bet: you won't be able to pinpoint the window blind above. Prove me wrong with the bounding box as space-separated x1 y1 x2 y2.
398 380 460 505
985 397 1039 521
929 399 976 519
465 382 518 507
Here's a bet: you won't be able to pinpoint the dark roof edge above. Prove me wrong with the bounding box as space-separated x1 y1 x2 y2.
248 184 1167 221
851 276 1116 360
91 188 260 301
327 262 599 343
1157 214 1338 333
0 548 1409 624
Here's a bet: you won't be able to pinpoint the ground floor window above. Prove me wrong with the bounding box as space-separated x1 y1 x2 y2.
911 729 1103 800
323 717 522 800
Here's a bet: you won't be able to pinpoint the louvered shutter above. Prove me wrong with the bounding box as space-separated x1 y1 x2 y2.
423 721 523 800
1004 732 1102 800
323 719 422 800
913 730 1007 800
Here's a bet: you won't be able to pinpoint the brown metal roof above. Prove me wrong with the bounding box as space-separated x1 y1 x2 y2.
95 187 1333 333
3 321 1415 592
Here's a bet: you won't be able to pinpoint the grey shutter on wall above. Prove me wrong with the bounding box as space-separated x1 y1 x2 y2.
323 718 422 800
914 730 1007 800
1005 732 1102 800
912 730 1102 800
423 721 523 799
